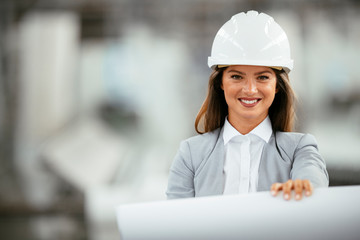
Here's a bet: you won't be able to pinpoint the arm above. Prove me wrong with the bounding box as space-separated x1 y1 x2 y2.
291 133 329 187
166 141 195 199
271 134 329 200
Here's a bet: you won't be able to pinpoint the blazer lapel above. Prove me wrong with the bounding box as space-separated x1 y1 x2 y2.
194 128 225 197
257 134 275 191
257 133 293 191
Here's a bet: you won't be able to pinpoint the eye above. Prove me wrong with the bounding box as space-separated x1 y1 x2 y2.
258 75 269 81
230 74 242 80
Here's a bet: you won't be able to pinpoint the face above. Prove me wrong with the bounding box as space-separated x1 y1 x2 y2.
221 65 277 127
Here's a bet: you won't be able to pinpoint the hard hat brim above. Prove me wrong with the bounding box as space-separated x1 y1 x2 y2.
208 57 293 74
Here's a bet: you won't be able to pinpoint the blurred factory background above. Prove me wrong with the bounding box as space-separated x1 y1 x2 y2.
0 0 360 239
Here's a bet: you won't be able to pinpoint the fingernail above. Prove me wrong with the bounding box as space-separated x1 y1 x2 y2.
295 194 300 200
306 191 311 196
271 190 276 196
284 194 289 200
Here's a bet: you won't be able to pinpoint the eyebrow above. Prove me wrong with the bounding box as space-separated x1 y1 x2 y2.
255 70 273 75
227 70 246 75
227 70 273 75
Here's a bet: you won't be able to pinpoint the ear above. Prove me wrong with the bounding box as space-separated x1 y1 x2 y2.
275 81 279 93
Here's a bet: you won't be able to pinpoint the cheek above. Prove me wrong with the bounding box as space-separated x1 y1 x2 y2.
224 86 239 103
222 87 232 103
262 83 277 102
266 81 277 95
222 86 238 108
222 81 235 97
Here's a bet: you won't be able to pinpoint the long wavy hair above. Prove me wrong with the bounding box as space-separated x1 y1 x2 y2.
195 66 296 134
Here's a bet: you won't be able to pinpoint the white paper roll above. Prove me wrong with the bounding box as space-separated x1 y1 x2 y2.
116 185 360 240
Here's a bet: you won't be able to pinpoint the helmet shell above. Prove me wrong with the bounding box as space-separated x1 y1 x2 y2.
208 10 293 73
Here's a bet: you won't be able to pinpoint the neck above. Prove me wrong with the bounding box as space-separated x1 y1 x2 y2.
228 115 267 135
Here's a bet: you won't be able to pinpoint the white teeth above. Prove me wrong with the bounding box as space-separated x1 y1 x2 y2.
241 99 258 104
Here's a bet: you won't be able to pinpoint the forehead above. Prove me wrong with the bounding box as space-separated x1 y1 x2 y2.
225 65 275 74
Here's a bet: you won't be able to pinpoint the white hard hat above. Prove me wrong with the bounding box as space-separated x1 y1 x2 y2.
208 10 294 73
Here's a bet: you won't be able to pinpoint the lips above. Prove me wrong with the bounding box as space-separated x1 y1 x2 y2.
238 98 261 107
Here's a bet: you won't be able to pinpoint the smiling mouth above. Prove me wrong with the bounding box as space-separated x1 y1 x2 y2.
238 98 261 106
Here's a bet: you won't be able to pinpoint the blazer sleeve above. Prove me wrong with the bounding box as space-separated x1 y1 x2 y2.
166 140 195 199
290 134 329 187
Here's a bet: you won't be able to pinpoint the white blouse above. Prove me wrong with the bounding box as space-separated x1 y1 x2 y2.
222 116 272 194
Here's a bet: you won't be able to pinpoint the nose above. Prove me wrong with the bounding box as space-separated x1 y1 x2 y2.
243 78 258 94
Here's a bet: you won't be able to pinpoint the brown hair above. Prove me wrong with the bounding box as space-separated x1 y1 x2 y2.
195 66 296 134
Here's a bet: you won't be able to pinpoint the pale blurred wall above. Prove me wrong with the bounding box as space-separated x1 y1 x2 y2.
1 0 360 240
15 11 79 208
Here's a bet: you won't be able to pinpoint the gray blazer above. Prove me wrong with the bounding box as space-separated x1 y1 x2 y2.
166 128 329 199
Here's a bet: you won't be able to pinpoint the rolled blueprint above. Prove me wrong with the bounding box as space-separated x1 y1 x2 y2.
116 185 360 240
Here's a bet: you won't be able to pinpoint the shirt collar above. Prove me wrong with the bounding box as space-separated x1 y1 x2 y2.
223 116 273 145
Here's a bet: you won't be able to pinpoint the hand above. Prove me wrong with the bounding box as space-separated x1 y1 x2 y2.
270 179 313 201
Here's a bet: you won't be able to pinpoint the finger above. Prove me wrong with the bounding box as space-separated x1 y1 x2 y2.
303 180 313 197
270 183 283 196
283 180 293 200
294 179 303 201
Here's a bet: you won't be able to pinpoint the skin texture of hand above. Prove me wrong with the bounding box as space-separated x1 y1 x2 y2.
270 179 313 201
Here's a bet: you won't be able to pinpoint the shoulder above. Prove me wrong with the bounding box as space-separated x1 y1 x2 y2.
274 131 319 155
185 128 221 146
178 128 222 163
275 132 318 146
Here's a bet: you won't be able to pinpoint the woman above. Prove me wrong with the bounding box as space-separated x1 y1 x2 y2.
166 10 328 200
